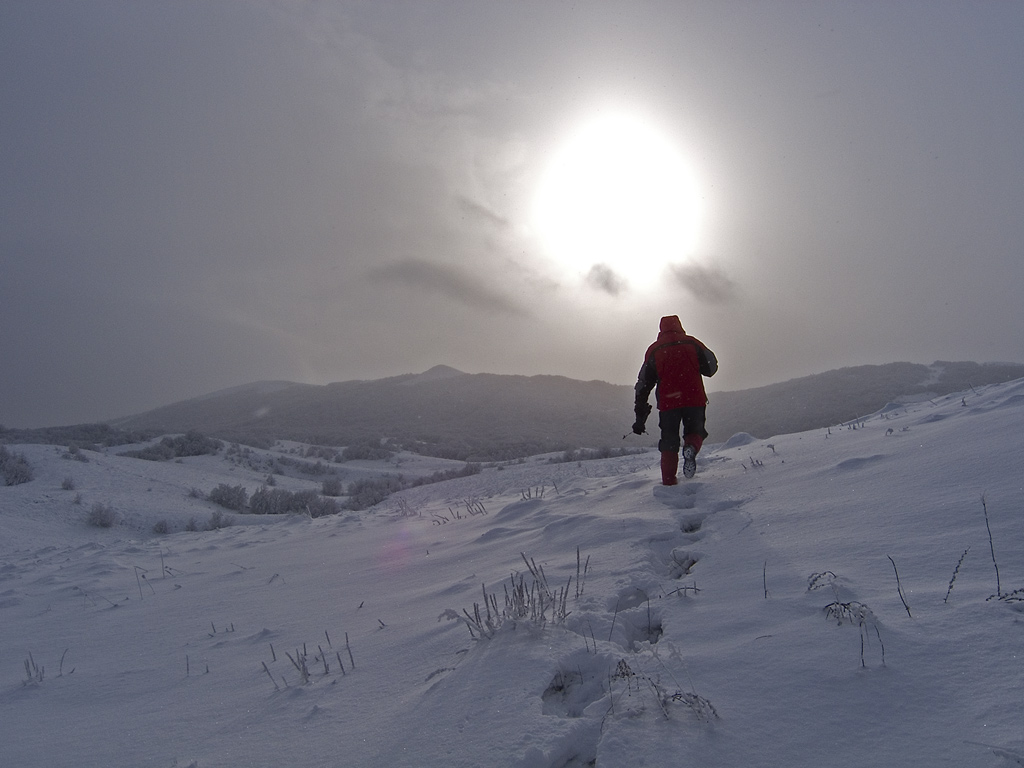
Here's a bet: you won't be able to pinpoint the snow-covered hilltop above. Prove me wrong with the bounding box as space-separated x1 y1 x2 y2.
2 379 1023 767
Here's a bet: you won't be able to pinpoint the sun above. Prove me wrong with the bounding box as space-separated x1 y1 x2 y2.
531 112 701 290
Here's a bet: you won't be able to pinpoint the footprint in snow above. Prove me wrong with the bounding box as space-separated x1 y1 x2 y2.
653 483 702 509
679 514 704 534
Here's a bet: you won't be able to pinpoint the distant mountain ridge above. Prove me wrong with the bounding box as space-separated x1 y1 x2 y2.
708 360 1024 440
109 365 624 460
94 361 1024 461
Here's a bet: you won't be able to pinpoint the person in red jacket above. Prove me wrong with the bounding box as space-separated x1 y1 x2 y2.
632 315 718 484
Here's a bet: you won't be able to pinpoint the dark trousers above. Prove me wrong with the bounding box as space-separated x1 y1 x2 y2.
658 407 708 454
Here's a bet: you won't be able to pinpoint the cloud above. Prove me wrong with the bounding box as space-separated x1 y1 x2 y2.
366 258 526 315
455 195 510 229
668 262 739 304
586 264 628 296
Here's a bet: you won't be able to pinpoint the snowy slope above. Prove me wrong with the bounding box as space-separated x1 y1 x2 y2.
1 380 1023 767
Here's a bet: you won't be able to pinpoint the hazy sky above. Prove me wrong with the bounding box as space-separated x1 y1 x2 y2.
3 1 1023 428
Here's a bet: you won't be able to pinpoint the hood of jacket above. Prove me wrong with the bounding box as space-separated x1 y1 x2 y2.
660 315 684 335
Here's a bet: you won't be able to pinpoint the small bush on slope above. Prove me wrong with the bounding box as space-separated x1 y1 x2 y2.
207 510 232 530
346 476 406 510
0 445 33 485
248 486 339 518
86 503 116 528
341 443 394 461
208 483 248 511
346 463 482 510
121 430 222 461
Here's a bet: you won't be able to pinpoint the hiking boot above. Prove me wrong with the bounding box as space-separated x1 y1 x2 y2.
682 445 697 479
660 451 678 485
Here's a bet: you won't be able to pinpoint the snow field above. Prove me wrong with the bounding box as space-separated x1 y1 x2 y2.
1 380 1023 766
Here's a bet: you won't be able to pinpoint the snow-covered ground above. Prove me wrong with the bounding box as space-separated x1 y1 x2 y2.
2 380 1023 767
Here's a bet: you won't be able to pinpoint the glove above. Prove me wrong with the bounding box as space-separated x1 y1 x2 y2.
632 401 652 435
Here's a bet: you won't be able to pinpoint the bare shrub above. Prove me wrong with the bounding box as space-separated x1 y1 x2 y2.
249 486 295 515
62 444 89 463
208 483 248 511
549 446 645 464
410 463 482 487
341 443 394 461
0 446 33 485
207 510 232 530
303 444 340 462
249 486 339 517
121 430 221 461
346 476 405 510
305 495 339 518
321 476 343 496
87 503 116 528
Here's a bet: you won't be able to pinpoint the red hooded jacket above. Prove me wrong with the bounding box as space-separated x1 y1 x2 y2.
635 315 717 411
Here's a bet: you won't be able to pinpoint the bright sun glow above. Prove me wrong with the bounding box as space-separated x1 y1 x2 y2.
532 113 700 290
